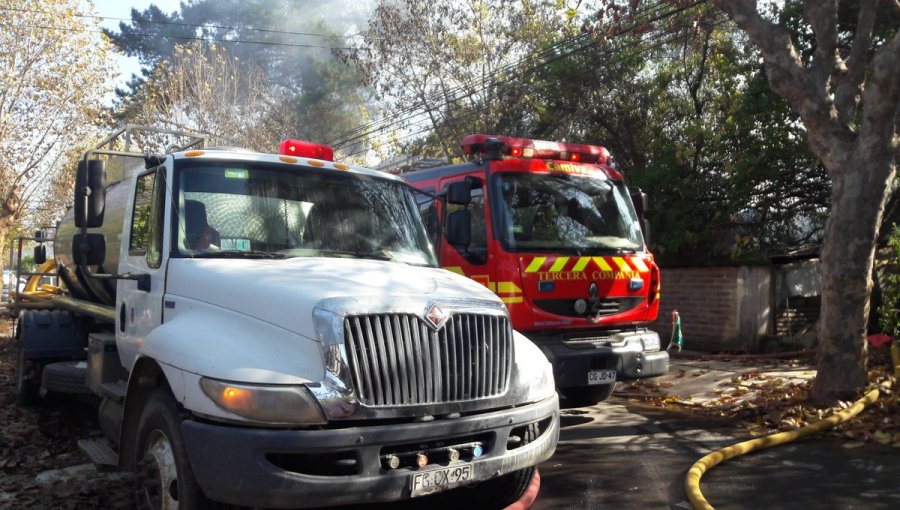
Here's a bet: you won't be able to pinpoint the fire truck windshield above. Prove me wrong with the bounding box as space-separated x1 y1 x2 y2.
493 172 644 253
173 161 438 266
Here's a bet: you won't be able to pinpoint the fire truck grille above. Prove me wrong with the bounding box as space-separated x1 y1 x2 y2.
344 313 512 406
533 297 644 318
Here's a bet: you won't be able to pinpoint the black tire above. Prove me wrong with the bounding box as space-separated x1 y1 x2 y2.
560 383 616 406
42 361 93 395
134 390 209 510
15 340 40 406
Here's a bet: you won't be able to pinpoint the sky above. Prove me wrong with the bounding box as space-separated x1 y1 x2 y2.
91 0 183 87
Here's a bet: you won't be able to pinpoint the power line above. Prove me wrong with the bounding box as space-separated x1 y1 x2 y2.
0 5 360 41
339 3 724 160
329 0 704 150
326 0 689 148
0 22 353 50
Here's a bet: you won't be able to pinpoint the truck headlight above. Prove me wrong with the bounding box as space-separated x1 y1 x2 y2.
524 360 556 403
200 378 326 425
514 331 556 403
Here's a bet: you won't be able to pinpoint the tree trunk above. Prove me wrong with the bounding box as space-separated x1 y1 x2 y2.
0 222 9 298
708 0 900 406
812 153 889 402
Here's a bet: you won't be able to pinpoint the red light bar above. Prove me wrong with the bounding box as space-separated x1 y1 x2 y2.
279 139 334 161
460 134 609 164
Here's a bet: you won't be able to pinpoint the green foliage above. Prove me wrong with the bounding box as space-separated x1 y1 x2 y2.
878 225 900 338
517 6 827 265
17 256 35 275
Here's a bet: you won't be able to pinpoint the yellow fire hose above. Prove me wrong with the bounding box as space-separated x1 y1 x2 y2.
685 385 883 510
9 260 60 301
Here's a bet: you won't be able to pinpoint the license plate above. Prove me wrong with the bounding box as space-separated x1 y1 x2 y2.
410 464 475 497
588 369 616 385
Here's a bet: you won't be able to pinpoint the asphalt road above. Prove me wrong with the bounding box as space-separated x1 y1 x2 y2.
531 397 900 510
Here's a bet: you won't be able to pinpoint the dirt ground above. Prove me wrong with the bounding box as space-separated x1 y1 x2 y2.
0 320 133 509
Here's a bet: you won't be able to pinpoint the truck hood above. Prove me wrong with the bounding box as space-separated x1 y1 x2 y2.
165 257 498 339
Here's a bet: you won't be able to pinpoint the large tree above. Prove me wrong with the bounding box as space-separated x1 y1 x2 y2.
0 0 116 277
129 41 276 150
347 0 579 159
699 0 898 403
108 1 370 156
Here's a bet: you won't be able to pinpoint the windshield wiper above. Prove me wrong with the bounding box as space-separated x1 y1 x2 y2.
318 249 393 261
192 250 286 259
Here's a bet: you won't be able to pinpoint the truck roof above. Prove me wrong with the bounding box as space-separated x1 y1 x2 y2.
171 148 407 184
402 158 623 185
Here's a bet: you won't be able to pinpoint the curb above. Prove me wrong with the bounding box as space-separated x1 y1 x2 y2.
503 469 540 510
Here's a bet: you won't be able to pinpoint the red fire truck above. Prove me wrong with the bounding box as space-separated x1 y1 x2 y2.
406 135 669 404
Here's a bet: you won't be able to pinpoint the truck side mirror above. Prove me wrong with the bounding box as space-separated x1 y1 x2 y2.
446 181 472 206
75 159 106 228
630 188 648 218
33 245 46 265
446 210 471 248
73 233 106 266
641 219 651 247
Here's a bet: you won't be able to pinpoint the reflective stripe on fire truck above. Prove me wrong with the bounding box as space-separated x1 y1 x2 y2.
521 256 650 280
442 267 523 303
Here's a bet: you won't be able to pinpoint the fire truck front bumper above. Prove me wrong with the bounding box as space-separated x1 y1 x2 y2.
535 329 669 389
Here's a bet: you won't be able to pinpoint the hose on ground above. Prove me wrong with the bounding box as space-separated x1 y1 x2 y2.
685 386 883 510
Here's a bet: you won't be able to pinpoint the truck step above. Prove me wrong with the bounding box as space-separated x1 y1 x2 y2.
78 438 118 472
99 381 127 402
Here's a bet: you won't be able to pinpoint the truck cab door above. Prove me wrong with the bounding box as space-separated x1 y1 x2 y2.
116 167 168 370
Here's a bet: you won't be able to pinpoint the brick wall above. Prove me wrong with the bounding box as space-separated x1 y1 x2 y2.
650 266 770 352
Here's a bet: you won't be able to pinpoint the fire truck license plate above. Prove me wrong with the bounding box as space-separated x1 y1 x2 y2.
410 465 474 497
588 369 616 385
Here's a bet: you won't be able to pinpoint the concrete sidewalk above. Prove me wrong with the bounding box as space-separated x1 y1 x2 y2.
617 353 818 405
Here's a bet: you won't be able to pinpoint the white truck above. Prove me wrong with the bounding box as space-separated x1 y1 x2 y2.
14 126 559 509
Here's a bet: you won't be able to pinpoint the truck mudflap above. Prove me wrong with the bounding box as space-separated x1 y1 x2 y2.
180 394 559 508
537 330 669 389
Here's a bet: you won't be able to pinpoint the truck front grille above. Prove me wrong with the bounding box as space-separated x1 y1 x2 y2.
533 297 644 318
344 313 512 406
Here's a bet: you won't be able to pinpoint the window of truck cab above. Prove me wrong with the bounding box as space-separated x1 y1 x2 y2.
171 159 438 266
128 167 165 268
490 171 644 253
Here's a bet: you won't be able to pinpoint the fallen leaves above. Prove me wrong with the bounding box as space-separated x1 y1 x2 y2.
619 348 899 448
0 328 134 509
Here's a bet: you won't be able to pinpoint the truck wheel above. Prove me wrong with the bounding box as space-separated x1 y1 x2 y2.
560 383 616 406
135 390 209 510
15 341 40 406
466 466 536 508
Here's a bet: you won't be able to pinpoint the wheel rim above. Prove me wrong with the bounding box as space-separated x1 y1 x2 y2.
137 430 180 510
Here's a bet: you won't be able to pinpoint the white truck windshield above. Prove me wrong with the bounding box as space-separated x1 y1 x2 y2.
174 161 438 266
493 172 644 252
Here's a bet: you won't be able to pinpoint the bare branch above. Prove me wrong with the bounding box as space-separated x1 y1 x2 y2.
804 0 838 92
858 28 900 167
833 0 878 125
712 0 853 165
